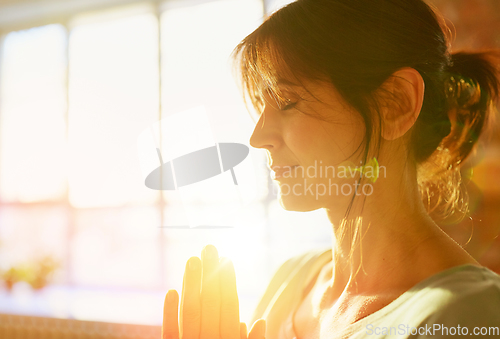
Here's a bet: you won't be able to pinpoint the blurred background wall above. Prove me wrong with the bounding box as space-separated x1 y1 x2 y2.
430 0 500 273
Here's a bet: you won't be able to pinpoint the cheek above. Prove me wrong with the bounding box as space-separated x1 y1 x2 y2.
339 115 366 159
279 91 368 164
282 116 322 157
329 106 366 156
295 116 365 165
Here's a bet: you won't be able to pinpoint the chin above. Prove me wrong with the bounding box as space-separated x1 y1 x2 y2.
277 193 322 212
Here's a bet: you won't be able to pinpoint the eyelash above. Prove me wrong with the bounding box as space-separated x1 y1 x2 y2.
280 101 297 111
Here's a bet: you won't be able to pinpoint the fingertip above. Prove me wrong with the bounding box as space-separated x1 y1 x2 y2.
202 244 219 261
240 322 248 339
162 289 179 339
248 319 266 339
186 256 201 271
255 319 266 333
203 243 217 250
165 289 178 303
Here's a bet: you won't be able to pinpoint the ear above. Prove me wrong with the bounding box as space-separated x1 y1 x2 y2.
379 67 425 141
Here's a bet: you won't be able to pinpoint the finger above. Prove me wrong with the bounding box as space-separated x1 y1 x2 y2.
180 256 201 339
162 290 179 339
248 319 266 339
240 322 248 339
219 257 240 339
200 244 220 339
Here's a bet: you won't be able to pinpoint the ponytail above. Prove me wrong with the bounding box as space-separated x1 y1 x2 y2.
417 51 500 224
443 51 500 168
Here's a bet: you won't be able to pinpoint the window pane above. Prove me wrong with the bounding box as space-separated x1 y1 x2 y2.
0 24 67 202
68 12 160 207
160 0 266 207
161 0 262 138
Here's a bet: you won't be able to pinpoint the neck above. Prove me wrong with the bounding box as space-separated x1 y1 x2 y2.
323 152 474 298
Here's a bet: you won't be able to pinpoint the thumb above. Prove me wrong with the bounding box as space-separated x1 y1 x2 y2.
248 319 266 339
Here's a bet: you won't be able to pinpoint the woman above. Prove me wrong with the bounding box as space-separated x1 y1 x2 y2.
162 0 500 338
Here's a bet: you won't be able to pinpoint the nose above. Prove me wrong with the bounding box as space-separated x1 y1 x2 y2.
249 105 282 151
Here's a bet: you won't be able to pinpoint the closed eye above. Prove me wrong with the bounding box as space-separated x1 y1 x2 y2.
280 101 298 111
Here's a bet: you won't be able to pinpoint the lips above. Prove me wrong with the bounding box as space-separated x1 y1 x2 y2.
270 165 298 179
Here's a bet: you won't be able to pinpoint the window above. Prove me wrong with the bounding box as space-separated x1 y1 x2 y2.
0 0 332 326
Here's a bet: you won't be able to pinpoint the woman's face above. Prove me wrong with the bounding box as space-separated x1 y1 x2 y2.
249 79 367 212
